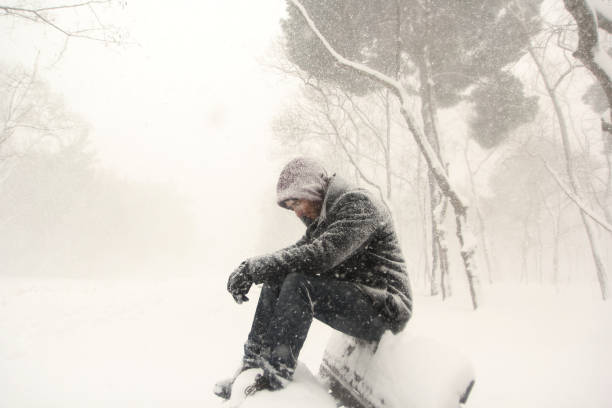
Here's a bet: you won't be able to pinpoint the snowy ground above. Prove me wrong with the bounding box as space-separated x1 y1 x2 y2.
1 271 611 408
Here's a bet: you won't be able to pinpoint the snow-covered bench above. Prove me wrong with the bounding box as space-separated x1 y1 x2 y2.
319 331 475 408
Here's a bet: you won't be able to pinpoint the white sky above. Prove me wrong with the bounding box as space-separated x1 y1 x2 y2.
2 1 292 186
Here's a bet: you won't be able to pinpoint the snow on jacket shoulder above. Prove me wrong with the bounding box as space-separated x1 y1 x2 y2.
248 175 412 333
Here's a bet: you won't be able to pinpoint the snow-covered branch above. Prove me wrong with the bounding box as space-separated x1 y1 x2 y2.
287 0 403 100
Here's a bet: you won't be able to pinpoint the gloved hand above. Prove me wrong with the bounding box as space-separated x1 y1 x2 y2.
227 260 253 304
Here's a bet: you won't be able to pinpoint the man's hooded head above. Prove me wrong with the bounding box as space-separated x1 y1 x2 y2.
276 157 330 225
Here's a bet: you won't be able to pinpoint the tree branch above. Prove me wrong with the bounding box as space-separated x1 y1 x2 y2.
0 1 119 43
552 64 577 91
542 158 612 233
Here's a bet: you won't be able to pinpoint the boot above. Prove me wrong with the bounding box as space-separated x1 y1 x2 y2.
242 353 292 396
213 342 262 400
244 370 286 396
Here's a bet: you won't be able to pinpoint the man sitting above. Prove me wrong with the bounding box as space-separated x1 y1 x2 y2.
216 157 412 397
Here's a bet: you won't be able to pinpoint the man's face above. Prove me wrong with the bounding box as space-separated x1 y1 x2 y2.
284 199 322 225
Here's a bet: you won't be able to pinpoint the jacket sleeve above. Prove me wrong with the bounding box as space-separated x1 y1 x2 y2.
247 192 379 283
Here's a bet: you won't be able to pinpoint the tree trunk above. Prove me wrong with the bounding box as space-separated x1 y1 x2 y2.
384 90 393 200
454 210 479 308
520 217 530 284
464 141 494 284
552 226 560 286
602 123 612 222
417 153 434 292
552 200 562 287
536 222 544 284
438 211 452 299
418 21 451 298
427 168 440 296
605 153 611 221
354 130 360 186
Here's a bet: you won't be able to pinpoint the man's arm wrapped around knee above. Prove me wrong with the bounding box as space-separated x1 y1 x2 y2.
246 192 382 284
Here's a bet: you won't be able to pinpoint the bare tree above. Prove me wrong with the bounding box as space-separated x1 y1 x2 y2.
463 139 496 285
511 2 610 299
0 63 77 163
0 1 124 44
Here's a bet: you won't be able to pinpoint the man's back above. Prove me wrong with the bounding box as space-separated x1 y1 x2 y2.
302 175 412 333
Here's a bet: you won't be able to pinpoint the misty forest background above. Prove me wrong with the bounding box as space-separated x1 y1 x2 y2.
2 0 611 304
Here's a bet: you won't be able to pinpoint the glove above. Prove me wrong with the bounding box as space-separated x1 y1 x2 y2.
227 261 253 304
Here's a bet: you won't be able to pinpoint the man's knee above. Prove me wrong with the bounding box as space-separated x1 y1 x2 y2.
280 272 312 305
281 272 307 290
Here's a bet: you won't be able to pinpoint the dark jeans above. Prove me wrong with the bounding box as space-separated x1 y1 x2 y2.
245 272 388 379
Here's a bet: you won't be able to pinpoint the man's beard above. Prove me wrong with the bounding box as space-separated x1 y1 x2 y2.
300 215 315 227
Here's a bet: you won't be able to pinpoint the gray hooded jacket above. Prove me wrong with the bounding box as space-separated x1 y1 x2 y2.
248 174 412 334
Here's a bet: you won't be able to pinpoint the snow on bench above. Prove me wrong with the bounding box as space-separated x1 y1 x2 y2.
319 330 476 408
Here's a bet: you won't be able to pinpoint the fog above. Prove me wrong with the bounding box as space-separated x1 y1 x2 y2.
2 1 608 284
1 1 304 277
